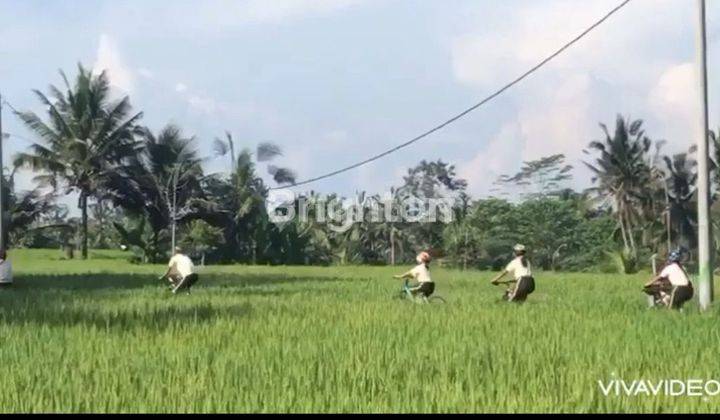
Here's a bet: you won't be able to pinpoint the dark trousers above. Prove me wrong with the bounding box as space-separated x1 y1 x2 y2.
411 282 435 297
670 285 693 309
174 273 200 292
504 276 535 302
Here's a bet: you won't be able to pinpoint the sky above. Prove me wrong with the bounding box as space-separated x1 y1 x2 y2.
1 0 719 214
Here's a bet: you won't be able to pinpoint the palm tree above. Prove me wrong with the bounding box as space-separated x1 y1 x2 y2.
13 64 143 258
583 115 654 257
443 220 480 270
0 167 70 248
2 175 61 247
710 129 720 192
262 190 333 265
189 142 296 263
636 138 671 254
213 131 297 185
213 131 236 172
663 149 698 248
375 187 412 265
106 124 203 262
88 200 125 249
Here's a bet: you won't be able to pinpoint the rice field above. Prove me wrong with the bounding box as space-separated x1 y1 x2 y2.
1 249 719 413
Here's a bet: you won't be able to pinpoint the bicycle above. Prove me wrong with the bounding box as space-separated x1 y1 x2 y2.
394 279 446 304
492 278 533 302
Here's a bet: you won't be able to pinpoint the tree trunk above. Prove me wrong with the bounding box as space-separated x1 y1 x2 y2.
80 193 88 260
626 207 637 255
390 228 395 265
464 230 468 270
251 238 257 265
617 211 630 253
667 209 673 251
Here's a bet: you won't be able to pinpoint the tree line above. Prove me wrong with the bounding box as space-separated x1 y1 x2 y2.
5 64 720 272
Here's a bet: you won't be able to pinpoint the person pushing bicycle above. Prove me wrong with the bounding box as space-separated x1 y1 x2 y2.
159 247 200 295
393 251 435 298
491 244 535 302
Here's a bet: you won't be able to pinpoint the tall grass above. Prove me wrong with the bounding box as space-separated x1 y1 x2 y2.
0 249 718 413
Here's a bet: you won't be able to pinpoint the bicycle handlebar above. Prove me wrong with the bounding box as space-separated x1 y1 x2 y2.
493 279 517 286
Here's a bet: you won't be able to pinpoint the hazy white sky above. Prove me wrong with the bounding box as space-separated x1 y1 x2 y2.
1 0 718 213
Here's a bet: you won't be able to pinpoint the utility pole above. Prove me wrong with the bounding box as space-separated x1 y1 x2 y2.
390 227 395 265
696 0 713 310
171 164 179 254
0 93 5 251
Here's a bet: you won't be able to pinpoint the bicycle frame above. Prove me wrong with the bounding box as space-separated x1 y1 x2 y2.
401 280 415 299
399 280 441 304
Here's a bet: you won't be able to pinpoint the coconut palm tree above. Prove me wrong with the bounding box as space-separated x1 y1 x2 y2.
663 149 698 248
213 131 236 173
710 129 720 193
213 131 297 186
13 64 143 258
583 115 654 257
189 142 296 263
443 220 480 270
105 124 203 261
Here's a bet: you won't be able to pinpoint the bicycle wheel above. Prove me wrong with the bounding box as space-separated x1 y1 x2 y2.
393 290 410 300
427 295 446 304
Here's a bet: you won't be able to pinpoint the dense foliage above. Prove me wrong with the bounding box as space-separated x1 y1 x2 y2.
7 64 719 272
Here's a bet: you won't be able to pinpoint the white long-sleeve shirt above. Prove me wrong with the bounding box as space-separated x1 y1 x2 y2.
505 257 532 280
168 254 194 278
659 263 690 287
408 264 432 283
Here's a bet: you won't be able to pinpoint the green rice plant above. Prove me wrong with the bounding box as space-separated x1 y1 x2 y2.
0 249 718 413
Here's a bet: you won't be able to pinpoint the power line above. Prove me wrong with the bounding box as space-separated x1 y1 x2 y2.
0 99 35 144
275 0 633 190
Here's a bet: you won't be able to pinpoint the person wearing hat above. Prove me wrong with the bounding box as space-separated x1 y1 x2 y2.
491 244 535 302
393 251 435 298
643 249 693 309
159 247 199 295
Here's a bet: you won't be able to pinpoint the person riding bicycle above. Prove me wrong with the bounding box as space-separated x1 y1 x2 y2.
159 247 199 294
643 249 693 310
393 251 435 298
491 244 535 302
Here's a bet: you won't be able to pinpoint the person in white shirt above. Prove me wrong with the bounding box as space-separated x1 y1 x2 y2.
159 247 199 295
394 251 435 298
644 249 693 309
0 249 12 287
491 244 535 302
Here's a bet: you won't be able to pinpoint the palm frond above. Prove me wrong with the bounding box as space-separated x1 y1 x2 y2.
267 165 297 185
257 142 283 162
213 138 230 157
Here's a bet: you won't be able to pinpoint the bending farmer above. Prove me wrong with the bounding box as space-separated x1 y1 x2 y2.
159 247 200 295
491 244 535 302
644 249 693 310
